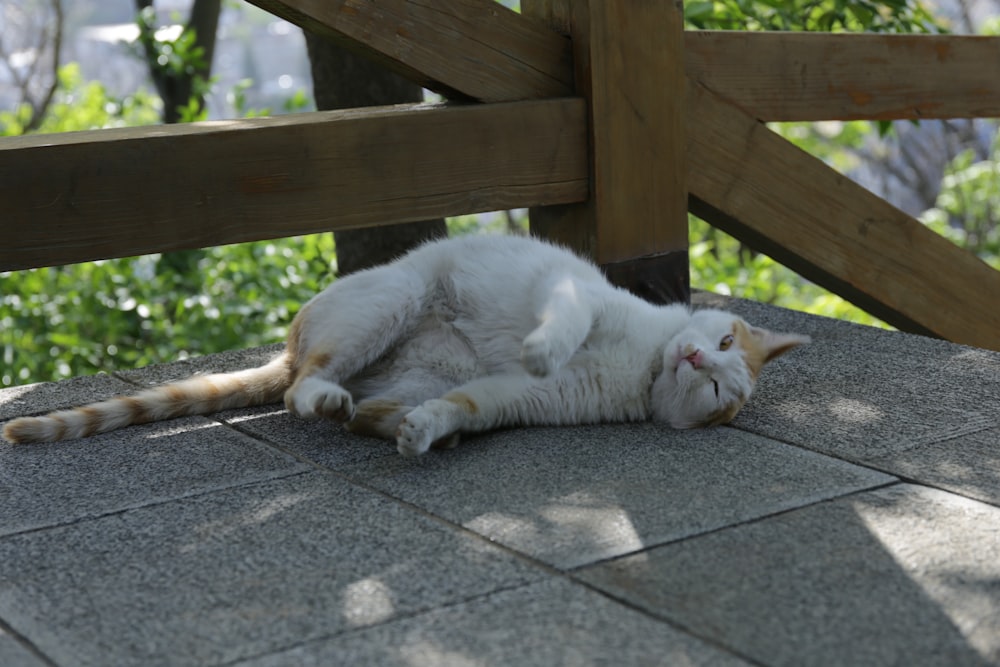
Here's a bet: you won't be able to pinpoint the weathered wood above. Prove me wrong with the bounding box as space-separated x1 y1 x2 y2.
602 251 690 306
244 0 573 102
0 100 588 271
523 0 689 303
686 79 1000 350
686 31 1000 121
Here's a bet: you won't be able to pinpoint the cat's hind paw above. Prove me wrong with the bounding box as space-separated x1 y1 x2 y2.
285 377 355 422
395 416 432 458
395 402 457 457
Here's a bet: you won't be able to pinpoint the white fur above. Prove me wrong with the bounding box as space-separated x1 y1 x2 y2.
2 234 804 450
279 234 803 456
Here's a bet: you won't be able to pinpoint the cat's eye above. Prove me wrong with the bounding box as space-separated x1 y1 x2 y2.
712 379 720 398
719 334 734 351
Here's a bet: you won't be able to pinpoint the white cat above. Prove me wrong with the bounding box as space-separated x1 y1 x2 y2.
2 235 809 456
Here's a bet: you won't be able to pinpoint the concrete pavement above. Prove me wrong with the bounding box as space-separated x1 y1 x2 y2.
1 295 998 666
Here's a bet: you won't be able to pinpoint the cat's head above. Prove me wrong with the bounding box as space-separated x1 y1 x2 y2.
651 309 809 429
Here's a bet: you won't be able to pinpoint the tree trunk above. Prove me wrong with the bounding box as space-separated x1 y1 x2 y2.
304 34 447 276
135 0 221 124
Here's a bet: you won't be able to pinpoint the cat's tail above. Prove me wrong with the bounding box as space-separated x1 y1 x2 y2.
2 354 292 444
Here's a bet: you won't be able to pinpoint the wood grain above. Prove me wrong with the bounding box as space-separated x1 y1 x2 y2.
245 0 573 102
523 0 689 273
0 100 588 270
686 79 1000 349
686 31 1000 120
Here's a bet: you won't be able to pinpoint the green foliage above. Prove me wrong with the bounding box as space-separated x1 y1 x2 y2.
0 63 161 136
1 236 335 387
2 0 985 387
921 137 1000 269
688 217 889 327
135 5 216 122
684 0 940 32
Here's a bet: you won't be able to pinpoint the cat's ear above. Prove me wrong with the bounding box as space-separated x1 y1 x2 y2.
737 322 810 378
752 327 811 363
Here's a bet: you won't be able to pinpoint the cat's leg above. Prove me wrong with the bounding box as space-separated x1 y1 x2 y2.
284 266 426 422
346 399 412 439
521 274 594 376
395 375 541 457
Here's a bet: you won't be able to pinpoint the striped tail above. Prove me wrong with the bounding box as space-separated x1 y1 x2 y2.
2 354 292 444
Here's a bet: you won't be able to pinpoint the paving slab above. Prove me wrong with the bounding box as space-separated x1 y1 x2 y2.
0 373 135 421
578 483 1000 667
695 293 1000 503
219 405 398 469
0 416 309 536
336 422 894 569
0 627 48 667
235 577 753 667
868 427 1000 506
114 344 285 386
0 471 541 667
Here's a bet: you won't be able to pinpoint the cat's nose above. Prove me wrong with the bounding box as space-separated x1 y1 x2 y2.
683 349 704 369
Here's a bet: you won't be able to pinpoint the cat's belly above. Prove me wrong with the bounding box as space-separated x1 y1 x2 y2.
343 314 490 403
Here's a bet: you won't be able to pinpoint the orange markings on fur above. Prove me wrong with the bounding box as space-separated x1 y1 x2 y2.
732 320 769 381
123 396 152 424
700 400 744 428
285 303 313 370
50 417 68 442
79 406 103 435
444 392 478 415
347 399 406 439
286 352 334 411
299 353 332 380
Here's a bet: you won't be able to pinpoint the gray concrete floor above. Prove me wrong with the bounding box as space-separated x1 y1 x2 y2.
1 295 998 666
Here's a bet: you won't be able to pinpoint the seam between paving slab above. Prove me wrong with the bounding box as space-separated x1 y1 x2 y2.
728 423 1000 511
209 580 539 667
0 468 312 540
208 418 917 667
0 617 58 667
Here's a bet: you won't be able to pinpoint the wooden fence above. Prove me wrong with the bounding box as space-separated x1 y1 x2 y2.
2 0 999 350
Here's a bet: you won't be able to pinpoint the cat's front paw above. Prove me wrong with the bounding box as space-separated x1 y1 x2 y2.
285 377 355 422
521 331 564 377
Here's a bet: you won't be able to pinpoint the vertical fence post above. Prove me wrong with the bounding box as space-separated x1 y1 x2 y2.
523 0 689 304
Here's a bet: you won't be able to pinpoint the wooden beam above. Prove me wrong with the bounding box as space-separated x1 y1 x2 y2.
0 100 588 271
523 0 689 303
244 0 573 102
685 79 1000 350
686 31 1000 121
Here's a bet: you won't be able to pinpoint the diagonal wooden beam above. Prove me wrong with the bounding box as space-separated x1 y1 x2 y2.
685 79 1000 350
244 0 573 102
686 31 1000 121
0 100 587 271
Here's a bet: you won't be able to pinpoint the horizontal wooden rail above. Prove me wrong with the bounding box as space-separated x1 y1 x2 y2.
685 80 1000 349
244 4 1000 121
245 0 573 102
686 32 1000 121
0 99 587 271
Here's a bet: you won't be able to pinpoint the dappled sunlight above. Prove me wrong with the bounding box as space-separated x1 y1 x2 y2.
342 576 396 627
0 384 39 407
397 640 482 667
852 489 1000 662
465 490 645 569
180 490 313 554
827 397 885 423
466 511 541 548
538 491 645 562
